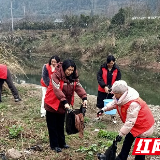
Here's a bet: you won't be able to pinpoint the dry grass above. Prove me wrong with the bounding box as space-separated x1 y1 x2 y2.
0 42 25 76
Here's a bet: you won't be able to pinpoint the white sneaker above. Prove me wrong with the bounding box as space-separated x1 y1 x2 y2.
111 115 117 123
113 120 117 124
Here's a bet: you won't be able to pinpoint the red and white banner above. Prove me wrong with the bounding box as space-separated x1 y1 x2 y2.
132 138 160 155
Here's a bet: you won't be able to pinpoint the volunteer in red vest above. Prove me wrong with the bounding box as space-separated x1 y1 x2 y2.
44 59 87 153
0 64 21 102
40 55 60 117
96 55 121 120
97 80 155 160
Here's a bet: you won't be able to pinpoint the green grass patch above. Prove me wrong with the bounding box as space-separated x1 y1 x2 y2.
0 103 7 110
94 121 107 129
7 125 23 139
98 129 118 140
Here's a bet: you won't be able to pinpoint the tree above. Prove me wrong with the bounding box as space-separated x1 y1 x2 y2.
111 8 126 26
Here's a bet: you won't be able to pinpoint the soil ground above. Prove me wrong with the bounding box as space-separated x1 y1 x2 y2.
0 83 159 160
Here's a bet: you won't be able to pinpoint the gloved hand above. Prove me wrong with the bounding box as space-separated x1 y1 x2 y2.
116 135 122 142
97 110 104 116
81 107 86 116
108 88 112 93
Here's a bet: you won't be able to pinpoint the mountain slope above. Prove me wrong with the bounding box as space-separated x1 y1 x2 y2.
0 0 158 20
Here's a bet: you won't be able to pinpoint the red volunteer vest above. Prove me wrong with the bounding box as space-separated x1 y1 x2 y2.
44 80 76 111
0 64 7 79
40 63 54 87
116 98 155 137
98 68 118 92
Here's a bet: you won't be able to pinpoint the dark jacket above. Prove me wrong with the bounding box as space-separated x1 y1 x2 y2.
97 63 121 89
41 64 54 87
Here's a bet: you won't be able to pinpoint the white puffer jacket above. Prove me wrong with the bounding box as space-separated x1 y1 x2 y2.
102 86 154 137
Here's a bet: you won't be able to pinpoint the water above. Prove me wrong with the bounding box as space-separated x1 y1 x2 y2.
16 65 160 105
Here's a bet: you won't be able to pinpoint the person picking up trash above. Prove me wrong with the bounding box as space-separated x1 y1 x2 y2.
97 80 155 160
96 55 121 121
44 59 87 153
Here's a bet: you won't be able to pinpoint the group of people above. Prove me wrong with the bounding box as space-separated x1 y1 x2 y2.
0 54 154 159
40 56 87 153
39 55 154 160
96 55 154 160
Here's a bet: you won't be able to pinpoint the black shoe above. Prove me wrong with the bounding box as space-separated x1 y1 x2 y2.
15 98 22 102
97 153 106 160
28 145 43 151
51 147 62 153
60 144 70 149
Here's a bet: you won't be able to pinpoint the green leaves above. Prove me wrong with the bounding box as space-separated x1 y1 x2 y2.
7 125 23 139
76 144 98 155
111 8 126 26
98 129 118 140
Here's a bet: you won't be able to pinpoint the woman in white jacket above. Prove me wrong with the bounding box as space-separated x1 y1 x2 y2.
97 80 154 160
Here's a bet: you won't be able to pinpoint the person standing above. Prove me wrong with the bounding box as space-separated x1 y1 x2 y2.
40 55 60 117
97 80 155 160
96 55 121 120
44 59 87 153
0 64 21 102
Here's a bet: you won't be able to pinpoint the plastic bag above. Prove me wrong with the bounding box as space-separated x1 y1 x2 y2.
97 140 117 160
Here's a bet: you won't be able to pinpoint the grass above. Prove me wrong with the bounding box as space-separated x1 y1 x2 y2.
94 121 107 129
0 103 7 110
0 83 158 160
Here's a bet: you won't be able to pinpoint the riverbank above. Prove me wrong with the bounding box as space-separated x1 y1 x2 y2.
0 83 159 160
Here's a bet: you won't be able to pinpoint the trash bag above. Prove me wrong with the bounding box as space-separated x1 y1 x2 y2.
66 104 86 135
79 104 86 116
97 140 117 160
66 110 79 135
74 104 86 116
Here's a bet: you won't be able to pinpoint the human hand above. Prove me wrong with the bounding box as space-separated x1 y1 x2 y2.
115 135 122 142
97 110 104 116
104 86 109 93
65 104 72 113
83 100 87 108
64 103 70 110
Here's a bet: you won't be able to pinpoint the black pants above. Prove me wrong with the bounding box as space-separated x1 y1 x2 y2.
0 69 19 101
96 91 114 109
116 132 145 160
46 111 66 149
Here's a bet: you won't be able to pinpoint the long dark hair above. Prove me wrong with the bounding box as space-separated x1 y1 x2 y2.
106 55 115 63
49 55 60 65
62 59 78 82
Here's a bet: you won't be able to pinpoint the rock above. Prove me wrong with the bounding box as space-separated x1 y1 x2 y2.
6 148 22 159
